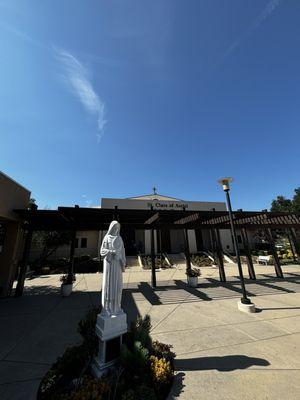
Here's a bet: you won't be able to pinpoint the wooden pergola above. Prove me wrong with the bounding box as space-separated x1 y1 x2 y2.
13 205 300 296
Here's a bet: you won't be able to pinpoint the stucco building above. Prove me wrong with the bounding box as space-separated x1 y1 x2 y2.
32 192 234 261
97 193 234 256
0 172 31 297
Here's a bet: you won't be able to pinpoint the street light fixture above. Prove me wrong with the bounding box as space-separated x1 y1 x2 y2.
218 177 255 313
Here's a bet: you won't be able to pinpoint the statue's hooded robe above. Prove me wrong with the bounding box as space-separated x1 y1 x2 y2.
100 221 126 316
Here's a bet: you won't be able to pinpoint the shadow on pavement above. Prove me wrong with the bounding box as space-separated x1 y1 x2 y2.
168 372 185 400
174 280 212 301
256 306 300 313
175 355 270 371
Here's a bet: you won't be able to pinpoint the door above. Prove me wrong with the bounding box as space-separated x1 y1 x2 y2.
158 228 171 253
120 227 136 255
195 229 204 252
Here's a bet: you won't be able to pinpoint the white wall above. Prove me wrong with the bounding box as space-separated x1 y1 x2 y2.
219 229 233 252
145 230 151 255
188 230 197 253
144 230 158 255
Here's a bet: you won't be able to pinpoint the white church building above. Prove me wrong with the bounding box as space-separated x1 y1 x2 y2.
65 192 235 259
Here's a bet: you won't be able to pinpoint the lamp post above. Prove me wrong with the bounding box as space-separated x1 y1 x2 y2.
218 178 255 312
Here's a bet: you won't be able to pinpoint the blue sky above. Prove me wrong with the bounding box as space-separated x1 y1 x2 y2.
1 0 299 210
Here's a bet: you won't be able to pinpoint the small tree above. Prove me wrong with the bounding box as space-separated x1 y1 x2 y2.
270 188 300 213
292 188 300 213
32 230 72 272
271 195 293 213
28 198 36 207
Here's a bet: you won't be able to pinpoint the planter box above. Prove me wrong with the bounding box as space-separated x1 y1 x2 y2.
61 283 73 297
187 276 198 288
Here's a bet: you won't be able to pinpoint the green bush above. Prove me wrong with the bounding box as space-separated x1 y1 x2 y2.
152 340 176 366
142 256 170 269
38 344 89 399
122 384 157 400
79 254 91 262
119 315 175 399
77 306 101 356
191 254 213 267
38 314 175 400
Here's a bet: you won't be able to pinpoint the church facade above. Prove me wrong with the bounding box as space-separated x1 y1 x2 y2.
97 193 234 256
30 192 236 261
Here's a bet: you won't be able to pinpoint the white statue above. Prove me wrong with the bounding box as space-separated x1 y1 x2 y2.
100 221 126 317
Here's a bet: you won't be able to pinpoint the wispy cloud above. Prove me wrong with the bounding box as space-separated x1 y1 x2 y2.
219 0 282 64
54 47 107 141
0 21 45 49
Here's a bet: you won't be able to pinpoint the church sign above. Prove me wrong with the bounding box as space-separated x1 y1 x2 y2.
147 202 189 210
101 197 226 212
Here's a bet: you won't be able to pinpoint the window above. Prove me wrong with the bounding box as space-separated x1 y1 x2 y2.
75 238 79 248
237 235 242 244
81 238 87 248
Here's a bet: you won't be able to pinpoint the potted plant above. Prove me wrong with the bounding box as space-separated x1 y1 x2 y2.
60 274 76 297
186 268 201 287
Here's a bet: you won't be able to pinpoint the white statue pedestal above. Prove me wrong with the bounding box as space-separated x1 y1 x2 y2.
92 311 127 377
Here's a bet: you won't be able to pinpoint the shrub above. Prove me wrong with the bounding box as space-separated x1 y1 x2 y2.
142 256 170 269
186 268 201 277
121 315 152 375
60 274 76 285
61 375 110 400
121 340 150 374
152 340 176 365
121 384 157 400
191 254 213 267
121 389 136 400
150 355 174 390
79 254 91 262
77 306 101 356
41 266 50 274
55 258 68 267
39 314 174 400
125 314 152 350
38 344 89 399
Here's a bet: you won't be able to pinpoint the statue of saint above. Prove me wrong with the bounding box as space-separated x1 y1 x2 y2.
100 221 126 317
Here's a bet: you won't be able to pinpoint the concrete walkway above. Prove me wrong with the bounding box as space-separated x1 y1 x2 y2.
1 264 300 399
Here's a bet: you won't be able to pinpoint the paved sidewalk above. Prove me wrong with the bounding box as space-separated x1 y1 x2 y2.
1 265 300 399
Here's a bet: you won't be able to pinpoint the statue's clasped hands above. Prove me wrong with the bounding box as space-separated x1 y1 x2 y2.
110 249 116 257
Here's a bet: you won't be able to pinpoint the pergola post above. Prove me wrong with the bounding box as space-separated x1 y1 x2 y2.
15 225 33 297
209 228 217 259
184 228 191 272
68 229 76 281
151 228 156 288
241 228 256 280
286 229 297 262
158 228 163 268
289 228 300 263
265 228 283 278
214 228 226 282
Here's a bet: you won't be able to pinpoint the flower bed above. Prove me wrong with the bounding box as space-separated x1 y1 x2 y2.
142 256 171 270
191 254 213 267
37 310 175 400
32 255 102 276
